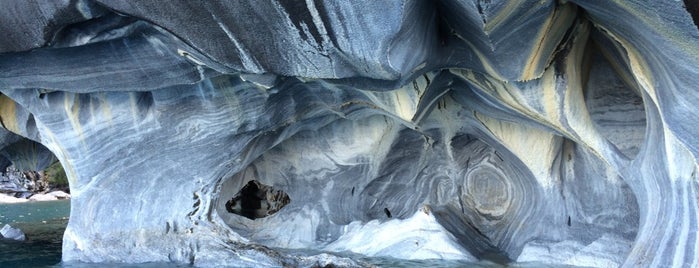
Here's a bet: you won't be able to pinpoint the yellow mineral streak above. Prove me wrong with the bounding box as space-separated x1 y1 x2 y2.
129 92 139 123
561 58 611 163
520 3 576 81
391 87 416 122
591 15 661 110
590 14 699 168
455 67 563 137
475 111 559 188
540 67 560 124
664 128 698 182
613 0 699 61
455 20 625 170
560 22 597 139
597 6 699 119
63 93 85 142
361 76 431 123
558 22 625 167
455 69 547 124
0 95 20 135
454 34 506 81
483 1 520 34
99 93 114 125
625 46 658 106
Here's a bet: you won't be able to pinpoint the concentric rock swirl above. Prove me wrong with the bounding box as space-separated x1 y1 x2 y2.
0 0 697 267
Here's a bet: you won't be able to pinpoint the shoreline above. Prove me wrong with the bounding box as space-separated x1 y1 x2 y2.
0 191 70 204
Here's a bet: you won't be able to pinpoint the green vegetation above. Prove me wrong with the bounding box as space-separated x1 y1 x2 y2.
44 161 68 189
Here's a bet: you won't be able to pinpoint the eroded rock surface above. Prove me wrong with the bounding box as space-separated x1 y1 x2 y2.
0 0 697 267
1 224 26 241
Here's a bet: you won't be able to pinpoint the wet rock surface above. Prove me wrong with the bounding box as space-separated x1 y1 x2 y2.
0 0 697 267
1 224 26 241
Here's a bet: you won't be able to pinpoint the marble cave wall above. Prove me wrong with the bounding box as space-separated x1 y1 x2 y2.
0 0 698 267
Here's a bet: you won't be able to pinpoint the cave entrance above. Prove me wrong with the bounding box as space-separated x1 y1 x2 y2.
0 133 70 266
225 180 290 220
0 133 70 199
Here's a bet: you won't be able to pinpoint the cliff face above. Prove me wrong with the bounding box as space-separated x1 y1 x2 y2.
0 0 697 266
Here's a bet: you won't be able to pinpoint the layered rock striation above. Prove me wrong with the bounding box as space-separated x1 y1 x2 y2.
0 0 698 267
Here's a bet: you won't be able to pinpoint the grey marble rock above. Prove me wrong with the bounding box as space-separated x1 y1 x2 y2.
0 224 26 241
0 0 697 267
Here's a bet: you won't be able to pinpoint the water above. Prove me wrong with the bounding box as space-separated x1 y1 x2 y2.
0 200 70 267
0 201 566 267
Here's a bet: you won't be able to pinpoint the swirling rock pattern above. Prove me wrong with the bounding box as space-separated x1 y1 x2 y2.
0 0 697 267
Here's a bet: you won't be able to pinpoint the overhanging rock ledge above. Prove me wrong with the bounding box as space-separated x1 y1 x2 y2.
0 0 698 267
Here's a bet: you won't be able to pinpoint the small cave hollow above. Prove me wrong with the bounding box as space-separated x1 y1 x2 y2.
224 180 290 220
583 44 647 159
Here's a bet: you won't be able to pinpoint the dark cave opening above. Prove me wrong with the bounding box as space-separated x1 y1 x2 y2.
583 43 647 159
225 180 290 220
684 0 699 29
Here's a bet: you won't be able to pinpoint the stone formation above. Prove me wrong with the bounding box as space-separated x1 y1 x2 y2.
0 0 698 267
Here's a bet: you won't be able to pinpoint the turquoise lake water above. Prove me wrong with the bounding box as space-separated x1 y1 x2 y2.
0 200 70 267
0 200 566 267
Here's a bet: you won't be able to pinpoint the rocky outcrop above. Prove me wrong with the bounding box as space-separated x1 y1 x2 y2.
1 164 69 202
1 224 26 241
0 0 697 267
